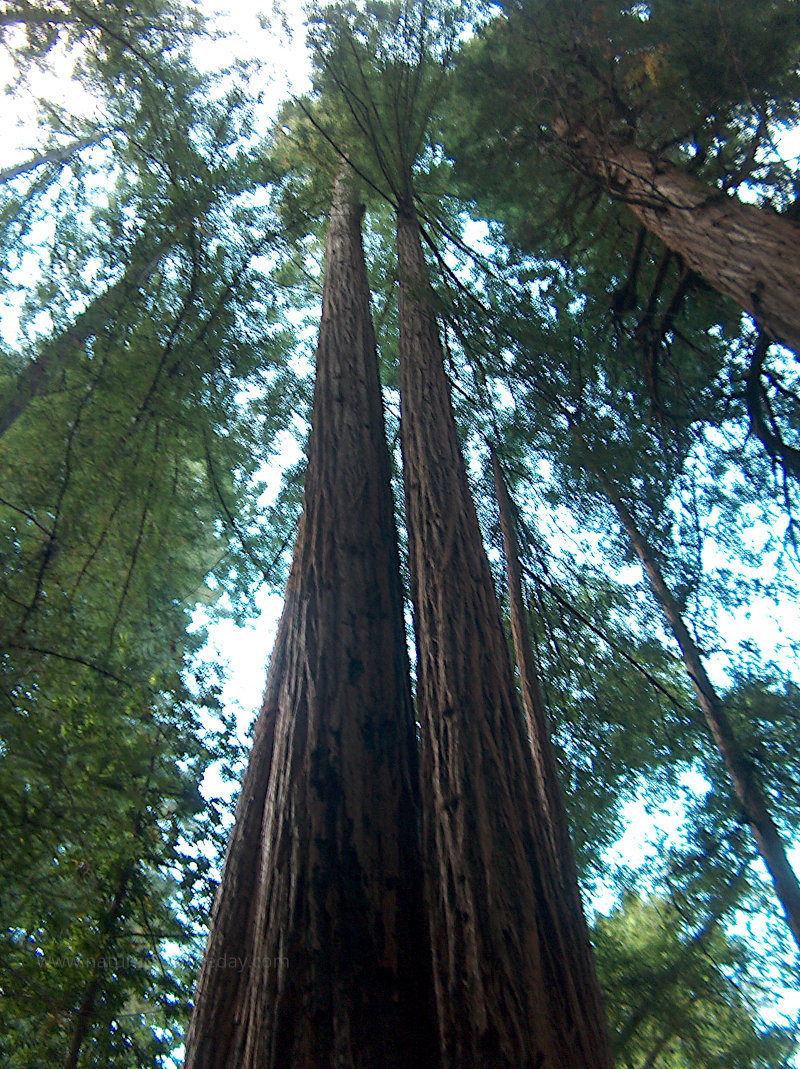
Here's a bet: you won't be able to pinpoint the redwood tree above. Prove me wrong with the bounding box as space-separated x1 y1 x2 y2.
183 170 438 1069
449 0 800 353
396 198 612 1069
552 126 800 354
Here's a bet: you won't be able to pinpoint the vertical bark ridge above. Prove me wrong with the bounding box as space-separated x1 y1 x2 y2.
184 171 438 1068
396 204 612 1069
181 630 285 1069
491 448 594 922
491 447 564 863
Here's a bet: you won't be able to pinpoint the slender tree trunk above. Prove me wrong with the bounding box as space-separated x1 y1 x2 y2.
491 447 574 872
560 126 800 353
64 738 162 1067
0 135 99 185
63 861 133 1069
0 239 169 439
639 1025 676 1069
598 470 800 955
184 170 438 1069
396 202 612 1069
491 447 611 1055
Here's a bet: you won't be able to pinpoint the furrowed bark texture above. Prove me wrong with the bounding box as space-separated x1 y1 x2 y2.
491 448 567 863
600 471 800 956
396 205 612 1069
565 128 800 354
185 172 438 1069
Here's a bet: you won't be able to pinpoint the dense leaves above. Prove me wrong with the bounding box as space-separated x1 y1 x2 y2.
2 0 799 1065
0 2 309 1064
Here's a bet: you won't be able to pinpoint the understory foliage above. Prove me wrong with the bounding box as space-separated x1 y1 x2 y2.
1 0 799 1066
0 2 307 1064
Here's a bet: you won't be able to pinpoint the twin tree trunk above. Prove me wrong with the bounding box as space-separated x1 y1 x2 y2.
186 175 612 1069
183 171 438 1069
561 127 800 353
396 202 611 1069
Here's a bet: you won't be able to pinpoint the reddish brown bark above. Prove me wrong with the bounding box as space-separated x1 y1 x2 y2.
562 126 800 353
183 171 438 1069
599 470 800 955
180 675 281 1068
396 203 612 1069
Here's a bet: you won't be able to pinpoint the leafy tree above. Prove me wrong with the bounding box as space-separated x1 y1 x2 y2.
447 0 800 352
594 889 797 1068
0 2 305 1064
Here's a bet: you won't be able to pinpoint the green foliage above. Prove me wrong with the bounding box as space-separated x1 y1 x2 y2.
448 0 800 200
300 0 473 204
0 2 314 1064
2 0 799 1064
595 889 797 1068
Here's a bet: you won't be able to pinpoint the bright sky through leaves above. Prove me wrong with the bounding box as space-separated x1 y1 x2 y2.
2 1 799 1059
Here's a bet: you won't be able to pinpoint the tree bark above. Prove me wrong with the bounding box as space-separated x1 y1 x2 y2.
180 678 282 1069
561 126 800 353
598 470 800 956
491 447 603 944
184 170 438 1069
396 203 612 1069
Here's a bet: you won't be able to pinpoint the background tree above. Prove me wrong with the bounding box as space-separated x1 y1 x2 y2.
447 0 800 352
0 3 305 1064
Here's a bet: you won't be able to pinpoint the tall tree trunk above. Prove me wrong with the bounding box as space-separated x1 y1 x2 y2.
396 202 612 1069
0 238 170 439
598 469 800 955
560 126 800 353
181 679 282 1068
184 170 438 1069
0 135 100 185
491 447 611 1053
491 446 574 874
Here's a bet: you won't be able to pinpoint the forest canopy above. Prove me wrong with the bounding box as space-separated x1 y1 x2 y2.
1 0 799 1066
